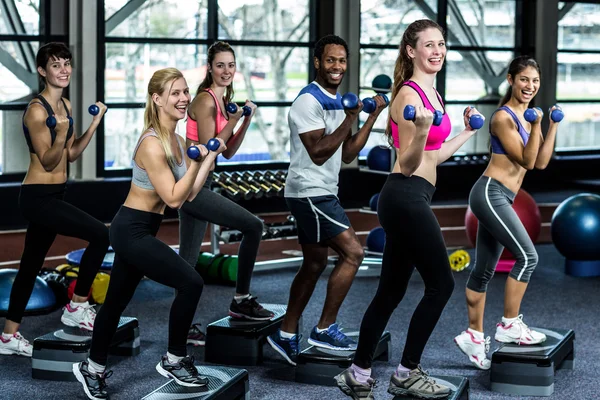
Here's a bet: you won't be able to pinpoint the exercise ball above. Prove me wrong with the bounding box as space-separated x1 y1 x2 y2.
551 193 600 276
369 193 380 211
465 189 541 269
367 146 392 172
0 269 56 316
372 74 392 92
366 227 386 253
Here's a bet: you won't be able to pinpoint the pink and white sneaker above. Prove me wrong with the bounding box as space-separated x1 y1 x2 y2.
0 332 33 357
495 314 546 345
61 301 96 331
454 329 491 370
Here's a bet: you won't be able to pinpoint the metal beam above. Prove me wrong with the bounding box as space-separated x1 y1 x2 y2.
0 0 36 71
558 2 576 21
0 46 37 89
105 0 147 34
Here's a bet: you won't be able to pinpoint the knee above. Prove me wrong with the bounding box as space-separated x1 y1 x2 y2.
242 216 264 239
511 249 538 282
426 277 455 302
343 244 365 270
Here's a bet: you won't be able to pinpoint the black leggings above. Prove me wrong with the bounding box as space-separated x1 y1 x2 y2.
7 183 109 324
178 177 263 294
354 174 455 369
90 206 204 366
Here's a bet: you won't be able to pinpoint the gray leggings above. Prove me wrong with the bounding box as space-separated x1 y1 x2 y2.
466 176 538 292
178 177 264 294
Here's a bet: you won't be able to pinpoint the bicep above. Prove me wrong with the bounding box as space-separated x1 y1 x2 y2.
192 96 217 145
137 139 177 202
25 107 53 158
299 128 326 154
390 90 419 155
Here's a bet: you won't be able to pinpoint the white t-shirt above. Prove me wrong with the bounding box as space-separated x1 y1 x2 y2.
285 82 347 198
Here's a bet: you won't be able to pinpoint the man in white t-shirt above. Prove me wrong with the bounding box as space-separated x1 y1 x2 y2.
267 34 387 365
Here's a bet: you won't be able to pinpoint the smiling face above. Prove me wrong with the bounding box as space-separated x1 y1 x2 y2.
153 77 191 121
314 44 347 90
38 56 72 88
508 66 540 104
407 27 446 74
210 51 236 88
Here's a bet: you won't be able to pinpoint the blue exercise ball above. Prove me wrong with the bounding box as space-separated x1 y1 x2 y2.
366 227 386 253
0 269 56 316
551 193 600 260
367 146 391 172
369 193 380 211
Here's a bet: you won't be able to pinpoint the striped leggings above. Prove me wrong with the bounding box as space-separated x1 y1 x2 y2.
466 176 538 292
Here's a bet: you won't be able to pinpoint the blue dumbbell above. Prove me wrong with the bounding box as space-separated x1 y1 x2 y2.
46 115 73 128
362 94 390 114
187 138 220 160
549 106 564 123
464 106 484 130
226 103 251 117
524 107 543 123
403 105 443 126
89 104 101 116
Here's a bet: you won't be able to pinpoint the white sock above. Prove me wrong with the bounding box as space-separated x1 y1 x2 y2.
70 300 87 308
87 359 105 375
396 363 411 378
2 332 13 340
167 352 184 364
316 325 329 333
467 328 484 339
502 316 519 325
280 330 295 339
234 294 250 303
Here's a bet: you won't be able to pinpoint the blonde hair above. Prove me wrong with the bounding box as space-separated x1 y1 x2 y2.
144 67 184 168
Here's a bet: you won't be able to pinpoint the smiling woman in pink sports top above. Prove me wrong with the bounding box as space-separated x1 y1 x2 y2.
338 19 484 400
179 42 274 341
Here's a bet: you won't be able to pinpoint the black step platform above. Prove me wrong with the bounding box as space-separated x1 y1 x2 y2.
142 365 249 400
491 328 575 396
295 330 391 386
32 316 139 381
205 304 287 366
392 375 469 400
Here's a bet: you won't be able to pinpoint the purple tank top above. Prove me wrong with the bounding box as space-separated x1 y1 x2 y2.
490 106 529 154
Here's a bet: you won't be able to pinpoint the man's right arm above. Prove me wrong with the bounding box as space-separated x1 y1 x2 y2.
294 95 359 166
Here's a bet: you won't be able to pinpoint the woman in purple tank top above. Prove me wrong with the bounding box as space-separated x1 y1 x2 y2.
454 56 562 371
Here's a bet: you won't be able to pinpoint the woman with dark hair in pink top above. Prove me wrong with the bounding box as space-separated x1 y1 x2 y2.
336 19 483 400
179 42 273 345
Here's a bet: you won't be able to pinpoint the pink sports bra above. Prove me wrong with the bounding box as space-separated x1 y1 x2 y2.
390 81 451 151
186 88 229 142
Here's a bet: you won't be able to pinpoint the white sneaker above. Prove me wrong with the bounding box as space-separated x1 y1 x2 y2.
454 329 491 370
495 314 546 345
0 332 33 357
61 301 96 331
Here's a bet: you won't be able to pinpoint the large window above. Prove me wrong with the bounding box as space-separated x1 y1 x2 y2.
556 1 600 152
0 0 65 178
100 0 312 174
359 0 518 158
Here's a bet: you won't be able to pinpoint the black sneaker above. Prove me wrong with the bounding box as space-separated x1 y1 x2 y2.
72 361 112 400
155 355 209 387
187 323 206 346
229 295 275 320
266 330 301 366
335 367 376 400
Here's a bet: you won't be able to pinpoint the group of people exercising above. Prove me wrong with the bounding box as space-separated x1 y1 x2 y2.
0 17 561 400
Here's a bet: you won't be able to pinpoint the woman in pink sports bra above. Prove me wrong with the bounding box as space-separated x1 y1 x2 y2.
340 19 483 400
179 42 274 343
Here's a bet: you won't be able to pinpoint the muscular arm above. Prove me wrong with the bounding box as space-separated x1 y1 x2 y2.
392 88 431 176
66 100 107 162
492 110 542 170
341 95 387 163
26 104 68 172
137 136 201 209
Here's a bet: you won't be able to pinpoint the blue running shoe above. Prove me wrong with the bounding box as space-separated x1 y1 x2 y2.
308 323 357 350
267 330 301 366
